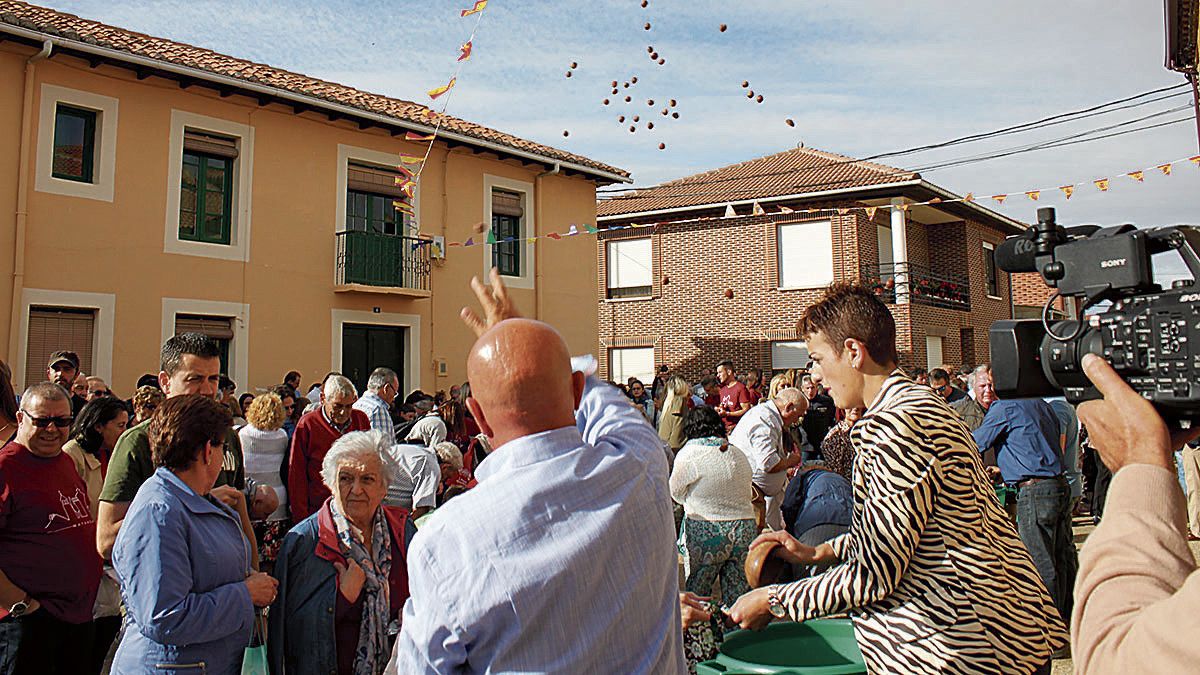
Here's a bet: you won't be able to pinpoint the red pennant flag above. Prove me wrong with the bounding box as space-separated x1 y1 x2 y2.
1059 185 1075 200
458 41 473 62
1025 190 1040 201
1189 155 1200 166
1158 163 1173 176
1094 178 1110 191
405 131 435 141
428 77 456 100
547 232 562 240
460 0 487 16
991 194 1008 204
448 241 462 247
864 206 878 220
1127 170 1145 182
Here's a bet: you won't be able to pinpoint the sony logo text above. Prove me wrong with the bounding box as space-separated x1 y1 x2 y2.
1100 258 1128 268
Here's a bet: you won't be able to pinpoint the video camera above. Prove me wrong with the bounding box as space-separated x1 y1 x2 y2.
989 207 1200 420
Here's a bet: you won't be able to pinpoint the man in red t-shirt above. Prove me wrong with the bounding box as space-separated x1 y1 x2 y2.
744 368 764 406
716 360 753 432
0 383 102 673
288 375 370 522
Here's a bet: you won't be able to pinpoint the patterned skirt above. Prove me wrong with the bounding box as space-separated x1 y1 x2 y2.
678 517 758 604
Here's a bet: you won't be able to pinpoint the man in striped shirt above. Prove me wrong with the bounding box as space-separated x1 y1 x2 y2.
352 367 398 441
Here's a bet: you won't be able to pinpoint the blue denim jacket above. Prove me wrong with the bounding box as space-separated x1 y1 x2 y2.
112 468 255 674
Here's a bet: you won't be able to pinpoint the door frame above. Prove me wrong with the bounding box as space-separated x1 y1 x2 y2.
331 309 421 396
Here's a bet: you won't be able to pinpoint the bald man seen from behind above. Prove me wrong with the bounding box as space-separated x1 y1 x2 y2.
387 269 685 674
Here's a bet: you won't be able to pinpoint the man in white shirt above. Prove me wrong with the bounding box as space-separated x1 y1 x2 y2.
729 389 808 530
404 400 447 447
384 442 440 518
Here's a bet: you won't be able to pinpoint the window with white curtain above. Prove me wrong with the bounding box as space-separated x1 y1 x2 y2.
770 341 810 371
926 336 944 371
606 238 653 299
778 221 834 289
609 347 655 385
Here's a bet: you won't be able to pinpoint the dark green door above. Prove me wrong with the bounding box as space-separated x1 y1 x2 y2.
341 324 406 396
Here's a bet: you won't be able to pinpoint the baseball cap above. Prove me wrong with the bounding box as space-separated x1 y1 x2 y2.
47 350 80 370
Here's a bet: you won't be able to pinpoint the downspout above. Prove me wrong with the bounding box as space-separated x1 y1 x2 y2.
8 39 53 362
534 162 561 320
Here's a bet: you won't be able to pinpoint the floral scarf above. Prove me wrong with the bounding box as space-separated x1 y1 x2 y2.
329 501 393 675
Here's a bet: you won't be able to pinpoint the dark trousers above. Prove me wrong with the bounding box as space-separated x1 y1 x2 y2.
1092 459 1112 522
1016 476 1078 623
0 610 95 675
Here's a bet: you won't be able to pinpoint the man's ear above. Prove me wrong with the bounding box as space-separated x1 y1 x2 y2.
157 370 171 395
466 396 494 439
571 371 586 411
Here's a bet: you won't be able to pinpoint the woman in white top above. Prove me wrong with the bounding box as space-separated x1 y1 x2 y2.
239 392 290 572
670 405 757 603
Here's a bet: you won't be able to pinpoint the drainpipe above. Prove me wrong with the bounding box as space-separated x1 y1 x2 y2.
534 162 561 320
8 39 53 363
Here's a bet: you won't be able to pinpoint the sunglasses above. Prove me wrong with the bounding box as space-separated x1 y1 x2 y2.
22 413 73 428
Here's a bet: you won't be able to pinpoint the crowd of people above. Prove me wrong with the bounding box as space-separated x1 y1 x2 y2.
1 269 1199 674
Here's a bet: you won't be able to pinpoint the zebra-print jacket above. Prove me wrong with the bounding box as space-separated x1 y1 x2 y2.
774 372 1068 674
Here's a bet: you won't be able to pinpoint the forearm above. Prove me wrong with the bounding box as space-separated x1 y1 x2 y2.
96 500 129 560
238 507 260 571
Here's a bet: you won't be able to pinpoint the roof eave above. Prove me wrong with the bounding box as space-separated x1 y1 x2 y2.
0 22 632 185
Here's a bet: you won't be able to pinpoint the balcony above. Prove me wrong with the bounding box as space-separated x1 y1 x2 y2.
335 230 432 296
861 262 971 311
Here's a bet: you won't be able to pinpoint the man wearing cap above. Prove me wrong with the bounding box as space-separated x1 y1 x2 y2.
46 351 87 417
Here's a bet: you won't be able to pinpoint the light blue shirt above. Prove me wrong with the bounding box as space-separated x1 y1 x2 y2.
388 376 685 674
353 390 395 441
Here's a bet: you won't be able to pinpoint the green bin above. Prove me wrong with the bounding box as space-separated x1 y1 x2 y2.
696 619 866 675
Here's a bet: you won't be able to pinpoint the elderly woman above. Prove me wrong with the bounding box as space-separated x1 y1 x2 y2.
240 392 292 571
269 429 415 675
670 406 757 604
112 394 277 674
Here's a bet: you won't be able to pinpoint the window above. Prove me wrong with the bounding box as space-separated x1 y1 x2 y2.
179 139 234 245
771 341 810 371
983 242 999 297
777 221 834 289
51 105 96 183
609 347 655 385
175 314 234 375
877 223 894 267
606 238 653 299
926 336 944 372
346 163 412 235
491 189 523 277
24 307 95 389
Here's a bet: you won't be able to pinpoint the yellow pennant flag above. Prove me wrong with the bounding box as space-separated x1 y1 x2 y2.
1127 170 1145 182
1059 185 1075 200
1094 178 1110 191
460 0 487 17
864 206 878 220
393 200 415 212
991 194 1008 204
1189 155 1200 166
1025 190 1040 201
526 237 538 244
897 202 910 212
428 77 456 100
836 208 849 215
752 202 765 216
399 155 425 165
928 197 942 204
405 131 435 141
963 192 975 203
1158 163 1173 176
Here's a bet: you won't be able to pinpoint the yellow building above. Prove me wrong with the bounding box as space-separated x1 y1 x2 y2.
0 2 628 396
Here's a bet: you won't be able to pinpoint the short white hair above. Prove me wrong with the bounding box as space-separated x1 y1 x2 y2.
434 441 463 473
968 364 992 390
320 429 390 490
366 367 398 393
324 375 357 400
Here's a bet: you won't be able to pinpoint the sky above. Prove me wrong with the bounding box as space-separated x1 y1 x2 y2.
45 0 1200 278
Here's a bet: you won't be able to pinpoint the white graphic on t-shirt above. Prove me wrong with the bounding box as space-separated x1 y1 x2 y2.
45 487 91 531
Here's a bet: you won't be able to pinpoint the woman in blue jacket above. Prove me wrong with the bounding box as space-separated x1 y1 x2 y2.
113 394 278 674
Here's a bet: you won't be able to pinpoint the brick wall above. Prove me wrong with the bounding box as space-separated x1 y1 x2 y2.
596 204 1016 383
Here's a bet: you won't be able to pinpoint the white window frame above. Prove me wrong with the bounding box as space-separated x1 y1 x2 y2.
770 340 810 371
483 174 536 290
609 347 655 385
13 288 116 388
330 309 422 396
606 237 653 299
161 298 249 388
926 335 945 372
982 241 1000 299
34 84 119 202
164 110 254 262
777 220 834 290
336 143 422 235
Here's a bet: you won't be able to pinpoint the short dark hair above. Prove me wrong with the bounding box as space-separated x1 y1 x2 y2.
929 368 950 383
397 403 417 415
161 333 221 377
683 406 726 440
136 373 161 390
717 360 734 370
658 365 669 372
700 375 719 388
269 384 294 401
798 283 898 366
21 382 68 406
150 394 231 471
71 397 129 456
284 371 301 385
911 368 928 377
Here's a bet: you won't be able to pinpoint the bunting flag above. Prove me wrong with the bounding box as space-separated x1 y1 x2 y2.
449 241 462 247
463 237 476 247
585 224 600 234
752 202 766 216
458 41 473 62
836 208 849 215
1060 185 1075 199
485 229 497 245
527 237 538 244
1025 190 1040 201
1158 163 1173 176
1127 171 1145 182
991 194 1007 204
963 193 975 202
1191 155 1200 166
405 131 436 141
723 204 736 218
399 155 425 165
567 225 579 236
897 202 910 212
460 0 487 17
864 206 878 220
778 206 794 214
547 232 562 240
428 77 457 100
1094 178 1110 191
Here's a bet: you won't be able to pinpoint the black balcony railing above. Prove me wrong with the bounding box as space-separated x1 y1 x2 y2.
336 230 432 292
861 262 971 311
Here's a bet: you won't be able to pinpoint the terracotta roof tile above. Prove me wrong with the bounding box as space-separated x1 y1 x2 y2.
597 146 915 217
0 1 629 181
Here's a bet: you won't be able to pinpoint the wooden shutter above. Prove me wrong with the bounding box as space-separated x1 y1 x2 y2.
175 314 234 340
24 308 95 388
492 189 523 217
183 130 238 159
347 163 406 198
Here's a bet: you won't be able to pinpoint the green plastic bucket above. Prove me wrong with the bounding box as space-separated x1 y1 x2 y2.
695 619 866 675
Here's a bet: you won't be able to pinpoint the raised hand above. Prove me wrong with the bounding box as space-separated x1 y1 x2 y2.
460 268 522 338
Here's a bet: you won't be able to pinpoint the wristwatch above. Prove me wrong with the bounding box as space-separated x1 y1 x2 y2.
767 587 787 619
8 596 30 618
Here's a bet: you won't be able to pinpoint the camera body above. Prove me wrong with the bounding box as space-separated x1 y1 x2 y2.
989 207 1200 420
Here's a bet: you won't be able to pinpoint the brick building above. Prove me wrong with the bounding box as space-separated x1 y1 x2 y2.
594 146 1030 384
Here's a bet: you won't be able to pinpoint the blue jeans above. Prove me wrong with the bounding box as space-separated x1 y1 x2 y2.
1016 476 1078 622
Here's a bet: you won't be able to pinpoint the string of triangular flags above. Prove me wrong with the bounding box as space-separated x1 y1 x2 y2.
399 154 1200 253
